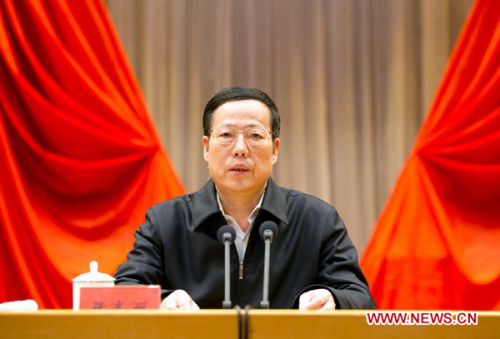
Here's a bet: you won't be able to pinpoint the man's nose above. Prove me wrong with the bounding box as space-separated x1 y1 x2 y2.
232 134 249 157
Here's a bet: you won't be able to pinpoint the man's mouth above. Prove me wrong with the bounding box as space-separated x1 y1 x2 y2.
229 165 249 172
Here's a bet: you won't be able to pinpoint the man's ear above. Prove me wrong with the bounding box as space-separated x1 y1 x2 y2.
202 136 209 162
272 138 280 164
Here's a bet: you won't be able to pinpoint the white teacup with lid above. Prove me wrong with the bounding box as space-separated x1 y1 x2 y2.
72 261 115 310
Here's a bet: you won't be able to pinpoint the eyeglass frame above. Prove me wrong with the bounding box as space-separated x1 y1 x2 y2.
208 125 276 146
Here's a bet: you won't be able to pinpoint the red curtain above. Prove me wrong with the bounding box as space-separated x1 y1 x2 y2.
362 0 500 310
0 0 185 308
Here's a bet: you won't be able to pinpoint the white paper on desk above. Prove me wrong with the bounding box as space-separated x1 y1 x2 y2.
0 299 38 311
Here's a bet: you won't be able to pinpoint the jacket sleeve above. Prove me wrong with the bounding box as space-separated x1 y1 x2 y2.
293 208 376 309
114 208 172 299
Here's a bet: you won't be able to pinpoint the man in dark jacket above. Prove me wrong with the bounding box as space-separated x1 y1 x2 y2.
114 86 376 310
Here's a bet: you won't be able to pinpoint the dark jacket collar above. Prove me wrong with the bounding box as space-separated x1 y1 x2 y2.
192 177 289 230
260 178 289 224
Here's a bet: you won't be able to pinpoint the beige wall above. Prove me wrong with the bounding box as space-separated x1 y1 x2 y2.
104 0 473 251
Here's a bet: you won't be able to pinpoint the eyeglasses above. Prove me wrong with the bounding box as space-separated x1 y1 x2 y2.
209 126 274 146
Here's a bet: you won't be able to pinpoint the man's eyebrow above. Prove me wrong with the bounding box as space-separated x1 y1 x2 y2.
216 123 263 129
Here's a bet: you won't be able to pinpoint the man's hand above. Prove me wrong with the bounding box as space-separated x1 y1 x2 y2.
160 290 200 310
299 288 336 310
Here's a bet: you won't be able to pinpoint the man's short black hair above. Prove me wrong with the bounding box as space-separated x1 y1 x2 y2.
203 86 280 139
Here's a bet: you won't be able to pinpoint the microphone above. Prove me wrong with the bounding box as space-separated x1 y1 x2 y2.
259 221 279 309
217 225 236 309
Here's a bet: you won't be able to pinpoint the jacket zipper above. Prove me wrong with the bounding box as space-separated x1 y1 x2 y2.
238 256 246 306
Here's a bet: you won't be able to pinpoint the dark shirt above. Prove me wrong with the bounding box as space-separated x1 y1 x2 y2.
114 178 376 309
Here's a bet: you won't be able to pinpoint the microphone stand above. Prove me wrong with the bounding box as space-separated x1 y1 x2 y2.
260 229 273 309
222 232 232 309
217 225 236 309
259 221 278 309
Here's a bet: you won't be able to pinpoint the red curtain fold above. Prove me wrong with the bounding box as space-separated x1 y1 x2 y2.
362 0 500 310
0 0 185 308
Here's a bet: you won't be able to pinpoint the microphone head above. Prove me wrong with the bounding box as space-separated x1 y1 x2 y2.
259 221 279 241
217 225 236 244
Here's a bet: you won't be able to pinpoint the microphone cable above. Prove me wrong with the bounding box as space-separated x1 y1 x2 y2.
244 305 250 339
235 305 242 339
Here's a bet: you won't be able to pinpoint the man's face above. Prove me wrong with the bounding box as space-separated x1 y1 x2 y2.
202 100 280 198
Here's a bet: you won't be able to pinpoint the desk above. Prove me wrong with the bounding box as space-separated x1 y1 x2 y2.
1 310 499 338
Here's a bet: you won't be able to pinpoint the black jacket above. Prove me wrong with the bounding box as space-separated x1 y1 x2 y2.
114 178 376 309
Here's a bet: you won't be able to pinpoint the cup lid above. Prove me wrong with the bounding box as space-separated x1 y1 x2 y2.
72 261 115 283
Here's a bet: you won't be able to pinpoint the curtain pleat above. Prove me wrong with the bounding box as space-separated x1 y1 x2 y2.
362 0 500 310
0 0 185 308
